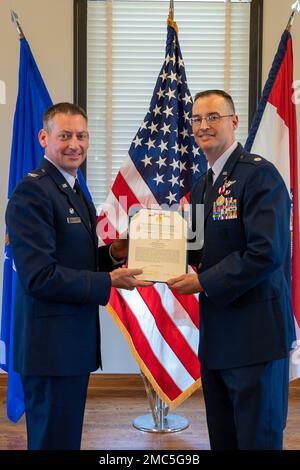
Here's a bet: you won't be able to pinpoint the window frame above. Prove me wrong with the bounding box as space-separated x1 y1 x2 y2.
73 0 264 180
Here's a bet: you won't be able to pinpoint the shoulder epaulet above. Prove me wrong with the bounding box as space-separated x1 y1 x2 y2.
25 168 47 180
239 153 267 166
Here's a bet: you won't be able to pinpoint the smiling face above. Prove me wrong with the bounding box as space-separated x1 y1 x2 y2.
38 113 89 176
192 94 239 166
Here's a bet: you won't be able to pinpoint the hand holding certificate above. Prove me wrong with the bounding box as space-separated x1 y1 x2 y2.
110 267 153 290
127 208 187 282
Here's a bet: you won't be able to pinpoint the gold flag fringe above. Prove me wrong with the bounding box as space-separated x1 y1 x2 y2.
106 302 201 410
167 17 179 35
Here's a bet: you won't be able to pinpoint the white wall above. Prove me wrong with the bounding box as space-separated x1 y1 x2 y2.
0 0 74 296
0 0 300 374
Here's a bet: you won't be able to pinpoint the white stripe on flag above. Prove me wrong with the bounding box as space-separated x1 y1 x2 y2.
251 102 290 190
99 190 129 235
154 283 199 355
290 320 300 381
117 287 196 391
120 155 159 207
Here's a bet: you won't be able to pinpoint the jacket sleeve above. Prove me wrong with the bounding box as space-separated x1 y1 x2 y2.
188 179 204 268
6 179 111 306
98 245 125 272
199 163 291 306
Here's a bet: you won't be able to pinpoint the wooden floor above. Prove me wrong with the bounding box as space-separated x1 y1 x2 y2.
1 375 300 450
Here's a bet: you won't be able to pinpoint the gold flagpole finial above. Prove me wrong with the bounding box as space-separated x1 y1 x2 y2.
286 1 300 31
11 10 25 39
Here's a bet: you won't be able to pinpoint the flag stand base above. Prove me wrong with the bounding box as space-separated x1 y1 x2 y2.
133 372 189 433
133 413 189 433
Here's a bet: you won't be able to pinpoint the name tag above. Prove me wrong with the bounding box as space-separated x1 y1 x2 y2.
67 217 81 224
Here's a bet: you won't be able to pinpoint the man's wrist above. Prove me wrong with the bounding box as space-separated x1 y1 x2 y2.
109 244 126 265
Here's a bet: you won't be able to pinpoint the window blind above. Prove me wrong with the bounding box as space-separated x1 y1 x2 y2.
87 0 251 210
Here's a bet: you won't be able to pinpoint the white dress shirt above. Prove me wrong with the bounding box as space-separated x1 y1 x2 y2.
210 141 238 185
44 155 77 189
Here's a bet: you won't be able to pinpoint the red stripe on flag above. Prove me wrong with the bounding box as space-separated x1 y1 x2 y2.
112 171 142 213
268 38 294 128
108 289 183 400
291 149 300 326
171 291 200 329
286 40 300 326
97 212 119 244
137 286 200 380
287 42 300 326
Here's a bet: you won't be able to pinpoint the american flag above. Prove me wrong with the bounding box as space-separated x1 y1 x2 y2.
98 20 206 407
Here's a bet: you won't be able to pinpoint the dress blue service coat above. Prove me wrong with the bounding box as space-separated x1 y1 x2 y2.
6 158 113 376
189 144 296 370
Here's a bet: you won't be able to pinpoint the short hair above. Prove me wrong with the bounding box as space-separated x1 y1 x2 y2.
43 102 88 132
194 90 235 114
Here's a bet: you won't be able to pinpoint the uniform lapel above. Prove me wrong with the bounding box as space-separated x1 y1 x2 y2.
80 190 98 245
39 159 96 240
204 143 244 223
195 174 206 204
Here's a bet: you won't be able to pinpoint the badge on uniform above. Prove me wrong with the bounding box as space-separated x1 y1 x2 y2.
67 217 82 224
213 179 238 220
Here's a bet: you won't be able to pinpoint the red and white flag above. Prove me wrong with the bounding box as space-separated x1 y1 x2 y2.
245 29 300 380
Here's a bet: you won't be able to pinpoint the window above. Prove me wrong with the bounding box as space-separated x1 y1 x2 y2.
75 0 262 209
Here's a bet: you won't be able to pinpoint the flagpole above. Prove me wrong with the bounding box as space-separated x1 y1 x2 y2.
169 0 174 20
133 375 189 433
167 0 179 34
286 0 300 31
140 372 159 427
10 10 25 39
133 1 190 433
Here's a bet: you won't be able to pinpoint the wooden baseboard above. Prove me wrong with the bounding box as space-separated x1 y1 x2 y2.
89 373 144 390
0 372 145 391
0 373 8 390
288 377 300 396
1 372 300 395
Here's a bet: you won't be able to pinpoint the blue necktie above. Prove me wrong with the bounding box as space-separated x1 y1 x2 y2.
74 178 90 224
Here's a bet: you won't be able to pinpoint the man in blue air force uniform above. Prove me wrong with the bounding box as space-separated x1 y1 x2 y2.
167 90 296 450
6 102 151 450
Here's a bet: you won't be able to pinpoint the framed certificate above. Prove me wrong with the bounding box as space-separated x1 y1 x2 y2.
127 208 187 282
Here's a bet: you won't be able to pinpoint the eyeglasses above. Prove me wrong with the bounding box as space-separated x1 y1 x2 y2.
190 113 234 126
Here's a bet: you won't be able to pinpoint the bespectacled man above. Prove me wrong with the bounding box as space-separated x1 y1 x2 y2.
167 89 296 450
